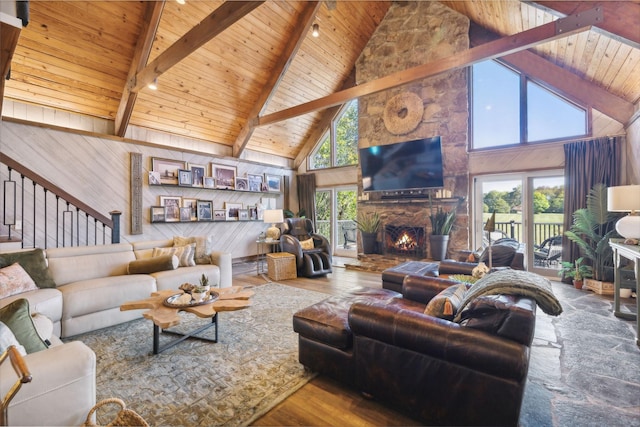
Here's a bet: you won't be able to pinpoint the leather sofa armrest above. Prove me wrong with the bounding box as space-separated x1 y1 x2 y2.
402 276 461 304
280 235 304 268
438 259 477 275
0 341 96 427
348 301 529 382
210 250 232 288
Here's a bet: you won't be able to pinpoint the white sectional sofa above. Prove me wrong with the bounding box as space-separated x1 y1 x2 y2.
0 237 232 426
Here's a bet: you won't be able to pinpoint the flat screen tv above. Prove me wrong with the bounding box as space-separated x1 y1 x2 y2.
359 136 444 192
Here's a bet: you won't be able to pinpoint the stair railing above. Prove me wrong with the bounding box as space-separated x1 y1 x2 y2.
1 153 120 249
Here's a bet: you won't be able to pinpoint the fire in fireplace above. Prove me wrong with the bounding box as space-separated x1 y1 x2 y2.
384 225 426 258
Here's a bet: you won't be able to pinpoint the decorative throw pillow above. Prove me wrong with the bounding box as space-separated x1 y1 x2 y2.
0 263 39 299
0 299 48 354
299 238 315 250
152 244 195 267
30 313 54 343
173 236 213 265
0 248 56 289
0 321 27 356
128 255 179 274
424 283 468 321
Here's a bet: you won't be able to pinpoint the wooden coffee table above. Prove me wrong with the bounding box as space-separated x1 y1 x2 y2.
120 286 253 354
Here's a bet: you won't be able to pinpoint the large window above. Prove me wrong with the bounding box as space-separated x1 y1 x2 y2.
472 60 587 149
309 100 358 169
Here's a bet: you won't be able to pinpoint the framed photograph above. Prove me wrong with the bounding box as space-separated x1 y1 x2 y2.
235 177 249 191
203 177 216 189
260 182 269 192
247 174 263 192
248 205 257 220
151 157 186 185
213 164 237 190
179 207 192 222
160 196 181 222
188 163 207 188
265 174 281 192
213 210 226 221
225 202 243 221
182 198 198 221
148 171 161 185
238 210 249 221
178 169 193 187
196 200 213 221
150 206 165 223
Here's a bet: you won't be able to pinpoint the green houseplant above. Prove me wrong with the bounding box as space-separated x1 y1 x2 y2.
428 197 458 261
558 257 593 289
564 183 620 282
355 212 381 254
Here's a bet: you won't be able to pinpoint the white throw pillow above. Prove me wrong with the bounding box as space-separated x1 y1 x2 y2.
152 244 195 267
0 321 27 356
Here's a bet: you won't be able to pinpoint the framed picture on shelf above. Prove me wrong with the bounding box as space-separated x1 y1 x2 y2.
150 206 165 223
196 200 213 221
235 177 249 191
178 169 193 187
188 163 207 188
260 182 269 192
248 205 257 220
203 177 216 189
238 210 249 221
265 174 281 192
213 210 226 221
148 171 161 185
212 164 236 190
160 196 181 222
179 207 192 222
182 198 198 221
151 157 186 185
247 174 263 192
225 202 242 221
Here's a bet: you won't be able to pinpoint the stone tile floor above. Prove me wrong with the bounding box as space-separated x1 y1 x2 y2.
521 281 639 426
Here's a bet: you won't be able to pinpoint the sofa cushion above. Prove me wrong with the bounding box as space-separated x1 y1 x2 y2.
173 235 213 264
0 321 26 355
152 244 195 267
0 263 38 299
424 283 468 320
0 248 56 288
152 265 221 291
0 299 48 354
127 254 178 274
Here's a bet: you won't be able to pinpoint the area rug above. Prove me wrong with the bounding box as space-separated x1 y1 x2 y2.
66 283 328 426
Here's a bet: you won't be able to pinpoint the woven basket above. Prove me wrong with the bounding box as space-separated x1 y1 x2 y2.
82 398 149 427
267 252 297 281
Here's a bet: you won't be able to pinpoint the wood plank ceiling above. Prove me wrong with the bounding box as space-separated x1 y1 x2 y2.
2 1 638 164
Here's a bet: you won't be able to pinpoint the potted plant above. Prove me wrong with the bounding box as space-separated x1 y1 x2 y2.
558 257 593 289
355 211 381 254
428 198 458 261
564 183 620 285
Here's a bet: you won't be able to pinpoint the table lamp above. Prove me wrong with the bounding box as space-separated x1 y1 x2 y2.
607 185 640 240
263 209 284 240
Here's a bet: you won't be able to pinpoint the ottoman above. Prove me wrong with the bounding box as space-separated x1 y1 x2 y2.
267 252 297 281
381 261 439 293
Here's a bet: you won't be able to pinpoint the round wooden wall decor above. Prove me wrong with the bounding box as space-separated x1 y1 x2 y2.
383 92 424 135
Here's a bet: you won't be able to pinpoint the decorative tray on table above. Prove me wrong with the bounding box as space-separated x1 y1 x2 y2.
163 291 219 308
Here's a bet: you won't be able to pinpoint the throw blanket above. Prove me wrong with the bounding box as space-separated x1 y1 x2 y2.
453 270 563 322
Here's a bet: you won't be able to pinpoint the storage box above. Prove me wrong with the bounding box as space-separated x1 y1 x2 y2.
584 278 614 295
267 252 297 281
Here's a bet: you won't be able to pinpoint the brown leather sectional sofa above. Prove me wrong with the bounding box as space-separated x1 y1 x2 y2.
293 275 537 426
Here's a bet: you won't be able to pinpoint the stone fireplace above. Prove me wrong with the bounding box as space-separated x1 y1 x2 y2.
384 224 426 258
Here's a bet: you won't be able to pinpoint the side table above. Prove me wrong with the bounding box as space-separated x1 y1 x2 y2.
256 239 280 275
609 239 639 346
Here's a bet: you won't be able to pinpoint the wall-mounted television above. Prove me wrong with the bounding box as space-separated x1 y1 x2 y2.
359 136 444 192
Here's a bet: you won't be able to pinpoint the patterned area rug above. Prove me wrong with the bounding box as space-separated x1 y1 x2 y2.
66 283 328 426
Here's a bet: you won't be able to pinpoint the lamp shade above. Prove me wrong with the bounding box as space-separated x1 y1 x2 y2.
607 185 640 240
263 209 284 224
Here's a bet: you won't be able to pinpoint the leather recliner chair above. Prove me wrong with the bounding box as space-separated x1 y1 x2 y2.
280 218 332 277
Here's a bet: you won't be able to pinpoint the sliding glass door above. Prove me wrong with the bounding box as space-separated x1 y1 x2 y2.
314 186 357 258
473 171 564 275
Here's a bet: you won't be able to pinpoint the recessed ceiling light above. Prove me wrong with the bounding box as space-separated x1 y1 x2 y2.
312 23 319 38
148 78 158 90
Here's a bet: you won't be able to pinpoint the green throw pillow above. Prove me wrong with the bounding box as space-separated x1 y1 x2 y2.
0 248 57 288
0 299 48 354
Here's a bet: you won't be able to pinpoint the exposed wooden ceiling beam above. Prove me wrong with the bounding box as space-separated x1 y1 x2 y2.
114 1 165 137
0 13 22 118
532 1 640 48
257 7 603 127
129 1 264 93
470 23 634 125
232 1 321 158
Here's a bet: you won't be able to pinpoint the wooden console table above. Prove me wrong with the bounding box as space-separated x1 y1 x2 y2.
609 240 640 346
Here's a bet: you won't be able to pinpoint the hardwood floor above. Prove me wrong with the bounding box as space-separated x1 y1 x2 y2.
231 259 422 426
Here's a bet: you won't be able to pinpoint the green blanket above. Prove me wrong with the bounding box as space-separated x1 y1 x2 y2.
453 269 563 322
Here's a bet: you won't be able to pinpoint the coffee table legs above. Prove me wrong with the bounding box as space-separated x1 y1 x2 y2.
152 313 219 354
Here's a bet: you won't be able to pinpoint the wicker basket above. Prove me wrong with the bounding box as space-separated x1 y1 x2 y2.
267 252 297 281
